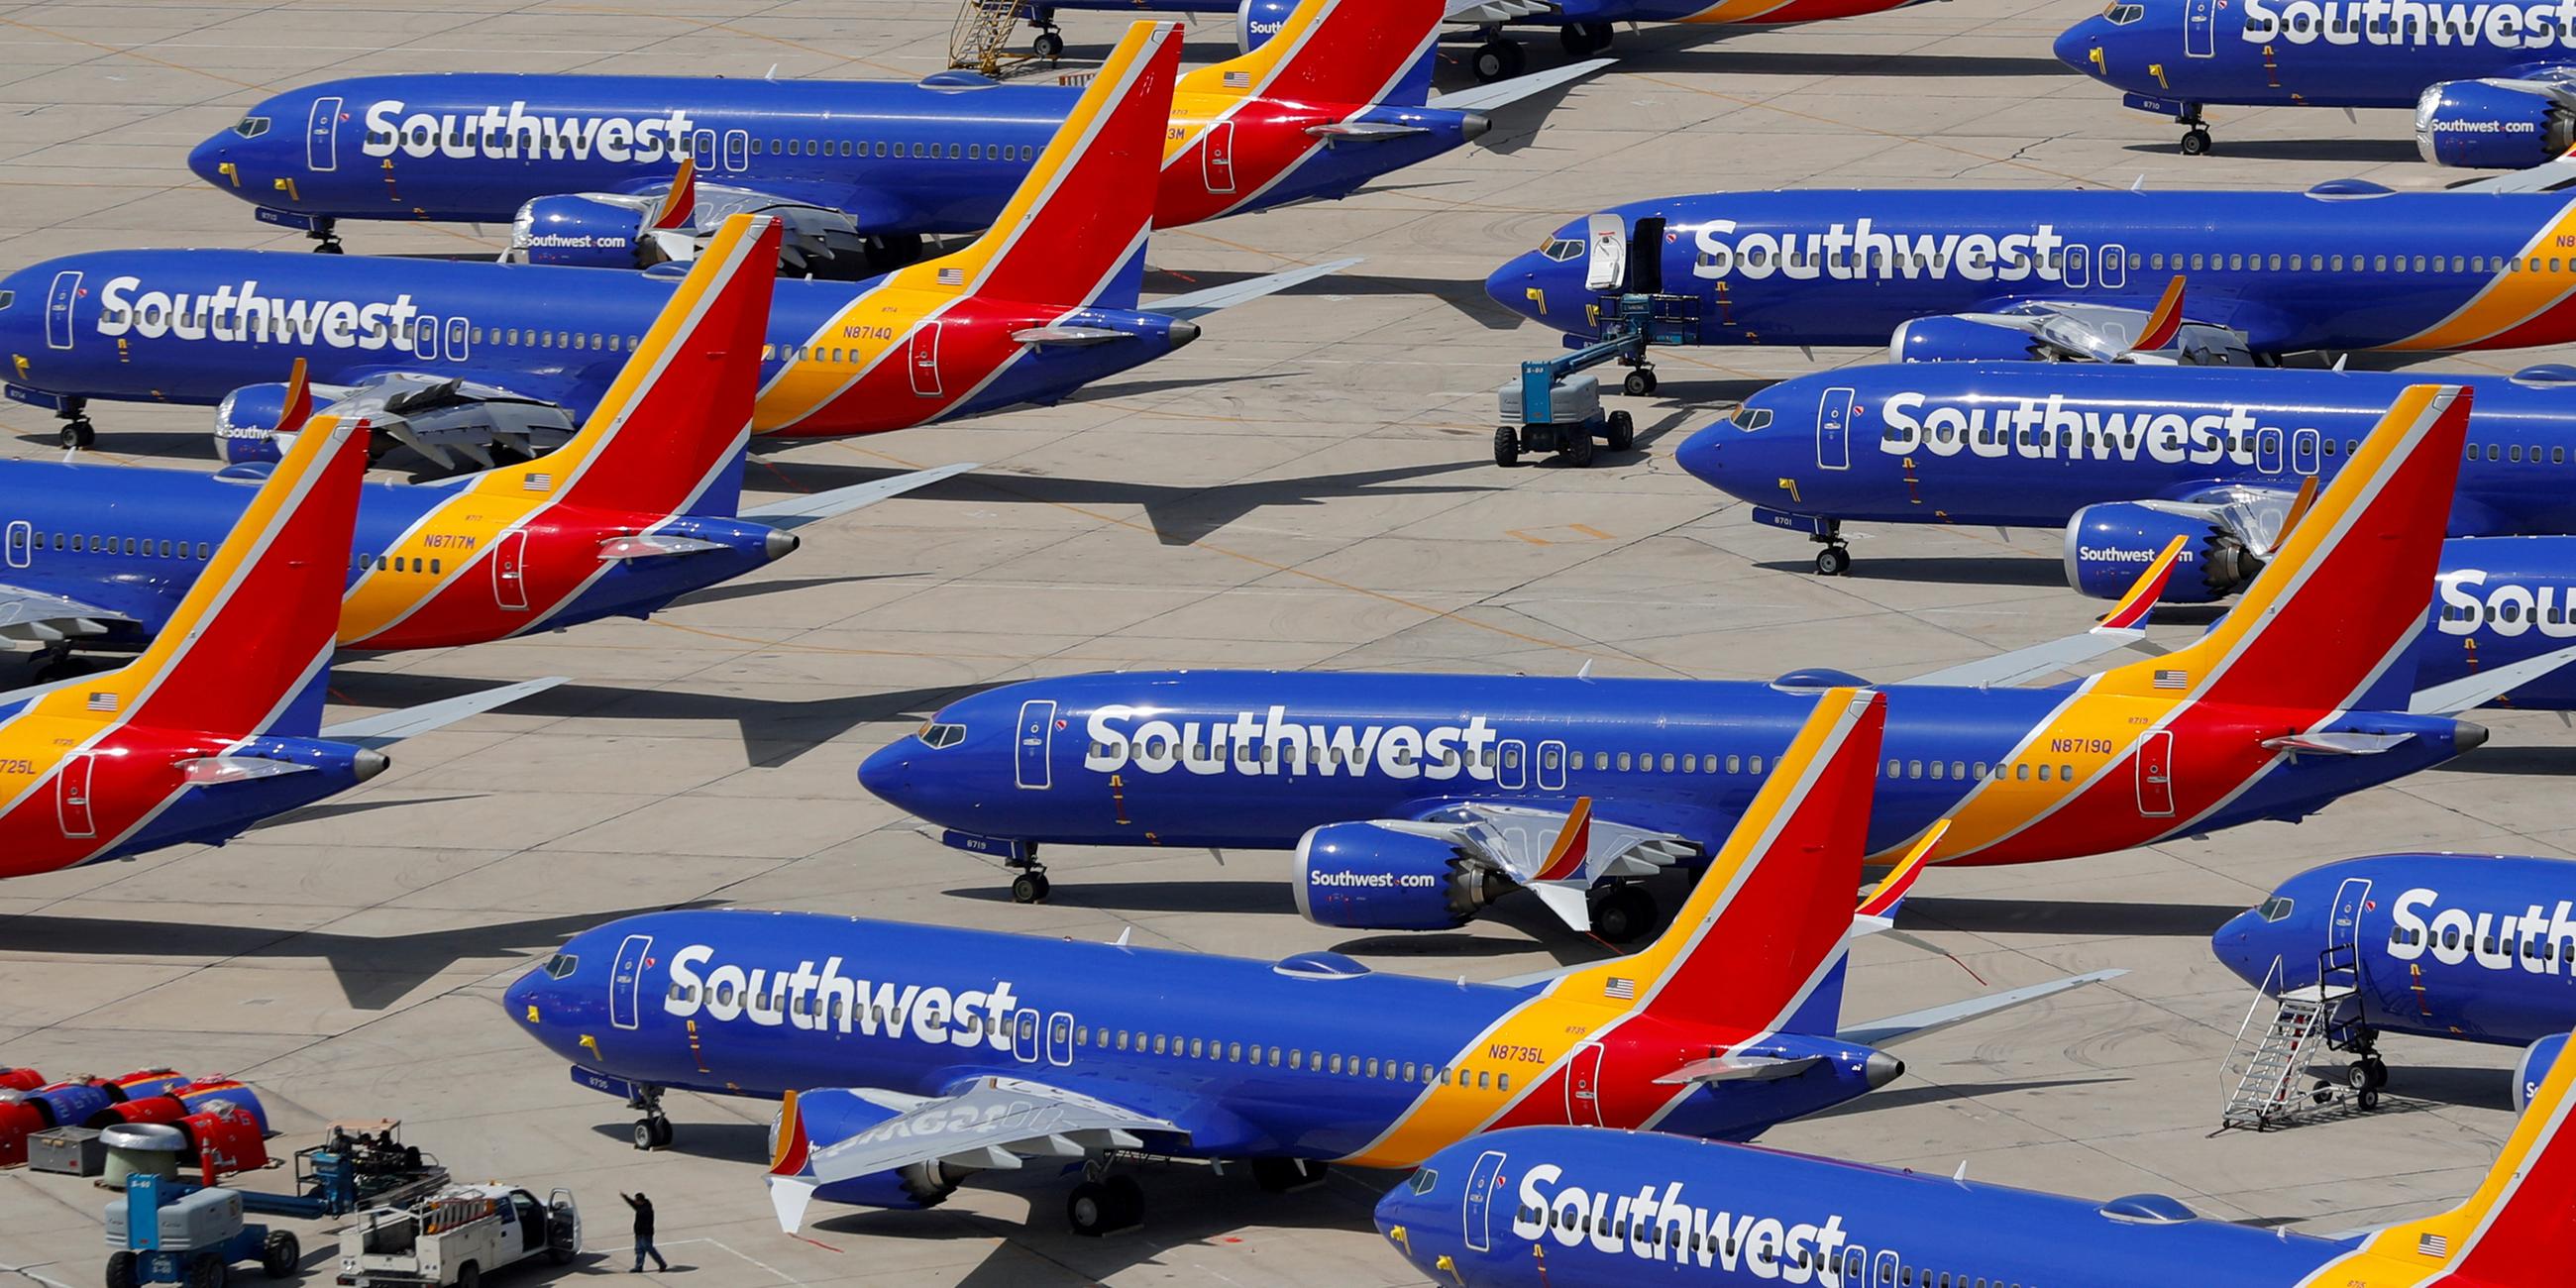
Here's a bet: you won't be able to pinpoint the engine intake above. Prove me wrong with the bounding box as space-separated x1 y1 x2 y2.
1291 821 1496 930
1888 316 2044 364
213 379 348 466
2518 1032 2567 1113
2415 80 2576 169
2063 501 2259 603
511 195 678 269
1237 0 1295 51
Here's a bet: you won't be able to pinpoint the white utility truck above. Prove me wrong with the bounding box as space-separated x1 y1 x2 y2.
333 1185 578 1287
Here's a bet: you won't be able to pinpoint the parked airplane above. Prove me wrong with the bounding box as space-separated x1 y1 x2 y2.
0 409 557 880
2056 0 2576 165
2219 853 2576 1100
858 384 2500 939
1674 362 2576 577
1485 191 2576 377
1375 1034 2576 1288
503 687 2112 1234
2 23 1342 453
185 0 1594 266
0 217 964 659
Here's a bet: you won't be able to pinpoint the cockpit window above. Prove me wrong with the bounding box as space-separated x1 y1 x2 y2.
919 722 968 749
233 116 271 139
2257 897 2295 923
1732 407 1773 432
2102 3 2144 22
1540 237 1584 263
1408 1168 1439 1194
542 952 579 979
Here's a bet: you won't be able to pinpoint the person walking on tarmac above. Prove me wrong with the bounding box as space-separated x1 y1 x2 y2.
622 1192 670 1272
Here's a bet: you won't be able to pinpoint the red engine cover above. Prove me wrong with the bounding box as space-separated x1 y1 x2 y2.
87 1095 188 1129
0 1101 47 1167
178 1107 269 1181
0 1069 44 1094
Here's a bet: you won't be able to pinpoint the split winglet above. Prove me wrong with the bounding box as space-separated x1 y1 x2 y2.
650 158 698 232
2096 535 2188 632
2130 275 2186 354
1857 819 1948 921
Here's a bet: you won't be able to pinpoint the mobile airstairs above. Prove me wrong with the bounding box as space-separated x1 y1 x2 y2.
2219 942 2386 1130
950 0 1065 76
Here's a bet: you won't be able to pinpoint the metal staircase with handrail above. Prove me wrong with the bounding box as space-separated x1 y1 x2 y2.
2219 942 2380 1130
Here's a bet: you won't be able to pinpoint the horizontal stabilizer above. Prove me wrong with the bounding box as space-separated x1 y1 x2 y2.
1306 121 1432 141
1528 880 1594 933
177 756 317 786
320 677 566 750
2411 643 2576 715
1839 969 2124 1049
1910 541 2180 687
742 462 977 531
1654 1054 1824 1086
1149 258 1362 322
1432 57 1613 113
1447 0 1559 20
598 534 728 560
2260 731 2415 756
1011 325 1134 347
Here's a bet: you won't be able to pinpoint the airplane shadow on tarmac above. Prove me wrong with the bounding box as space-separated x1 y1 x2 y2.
1751 555 2071 587
1903 896 2245 938
2119 138 2421 165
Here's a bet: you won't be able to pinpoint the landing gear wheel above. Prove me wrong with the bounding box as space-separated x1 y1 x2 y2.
1622 368 1658 396
1033 30 1065 60
1012 871 1052 904
58 418 95 450
1604 409 1635 453
1069 1179 1138 1235
2346 1060 2388 1107
106 1251 138 1288
1814 545 1852 577
314 241 345 254
2360 1056 2389 1090
633 1115 672 1150
1493 425 1521 468
1559 429 1595 468
1251 1157 1330 1193
261 1232 300 1279
1472 39 1525 83
2180 127 2212 156
1588 885 1658 944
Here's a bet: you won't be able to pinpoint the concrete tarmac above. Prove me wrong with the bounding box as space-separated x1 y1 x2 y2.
0 2 2554 1284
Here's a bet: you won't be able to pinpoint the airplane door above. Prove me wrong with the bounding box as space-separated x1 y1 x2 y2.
1460 1148 1509 1253
609 932 652 1030
306 95 343 172
723 130 750 171
1047 1012 1074 1066
2186 0 2216 55
1012 1009 1041 1063
410 316 440 362
1817 385 1856 471
1015 698 1056 790
45 269 80 351
2330 876 2374 952
2100 243 2128 288
2256 426 2284 474
1628 217 1665 295
909 321 944 397
1583 213 1626 292
2135 728 2176 817
1537 740 1567 791
1564 1043 1605 1126
56 753 95 839
492 529 529 610
2063 243 2090 288
1202 120 1237 194
2293 427 2321 476
692 129 717 167
5 521 30 570
1497 738 1527 790
1875 1250 1901 1285
445 317 470 363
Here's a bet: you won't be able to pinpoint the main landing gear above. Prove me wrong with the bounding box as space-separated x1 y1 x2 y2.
1066 1157 1144 1237
1009 849 1051 905
1471 27 1526 82
629 1085 673 1150
1587 884 1658 944
1811 521 1852 577
55 398 95 450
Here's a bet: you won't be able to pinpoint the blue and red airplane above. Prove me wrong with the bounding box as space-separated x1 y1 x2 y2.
185 0 1592 268
2057 0 2576 165
502 686 2112 1234
0 216 961 659
2219 852 2576 1101
1 23 1340 455
0 405 556 881
1485 189 2576 419
1375 1033 2576 1288
857 383 2499 939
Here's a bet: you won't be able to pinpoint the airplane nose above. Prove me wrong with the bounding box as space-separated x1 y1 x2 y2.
764 528 801 561
501 969 542 1023
857 740 914 806
2053 22 2104 76
1461 112 1492 144
1167 318 1201 350
1675 424 1728 489
2209 912 2266 985
187 134 235 189
1485 253 1545 320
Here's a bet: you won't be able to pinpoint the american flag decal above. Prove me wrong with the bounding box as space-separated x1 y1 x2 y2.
86 692 116 712
1604 977 1637 1001
523 473 553 491
1225 70 1250 87
937 267 965 286
2418 1233 2449 1258
2153 669 2188 690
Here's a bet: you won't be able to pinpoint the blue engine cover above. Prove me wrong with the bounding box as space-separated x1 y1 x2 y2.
1237 0 1294 51
512 195 650 268
1291 821 1472 930
2519 1032 2567 1112
211 381 298 465
1887 316 2043 363
783 1089 959 1211
2061 501 2243 603
2415 80 2574 169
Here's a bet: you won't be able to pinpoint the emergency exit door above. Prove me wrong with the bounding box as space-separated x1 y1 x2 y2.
909 322 944 397
2135 728 2176 817
1564 1043 1605 1126
56 753 95 839
492 529 529 610
1203 121 1236 193
5 521 31 569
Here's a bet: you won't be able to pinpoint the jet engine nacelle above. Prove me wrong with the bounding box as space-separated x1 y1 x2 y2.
2415 80 2576 169
2063 501 2254 603
1237 0 1295 51
1291 821 1490 930
213 379 351 466
1888 316 2043 364
2518 1032 2567 1112
771 1089 964 1210
511 195 677 269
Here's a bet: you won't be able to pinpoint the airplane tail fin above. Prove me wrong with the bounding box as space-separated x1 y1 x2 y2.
1558 688 1885 1032
652 158 698 232
2093 384 2469 713
1182 0 1447 108
476 214 779 519
908 21 1178 312
2343 1025 2576 1285
80 412 370 740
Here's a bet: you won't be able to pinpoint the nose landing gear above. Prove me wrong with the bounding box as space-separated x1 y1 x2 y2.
628 1086 673 1149
1009 850 1051 904
2171 104 2212 156
55 398 94 450
307 217 344 254
1812 522 1851 576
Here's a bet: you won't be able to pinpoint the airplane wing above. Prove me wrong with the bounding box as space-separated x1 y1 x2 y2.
267 372 583 472
1431 58 1614 114
319 677 567 750
1947 277 2253 366
1146 258 1363 322
2456 139 2576 193
768 1078 1182 1234
0 580 154 645
1836 969 2126 1048
1905 536 2183 687
740 462 978 531
2411 643 2576 715
1447 0 1558 20
1407 797 1702 933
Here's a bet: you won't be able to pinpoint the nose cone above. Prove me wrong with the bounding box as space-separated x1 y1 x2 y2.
1167 318 1201 350
502 967 544 1026
2210 910 2269 987
1373 1183 1439 1276
1675 423 1729 491
857 739 915 808
764 528 802 562
1485 251 1549 323
187 133 235 190
2054 20 2106 77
